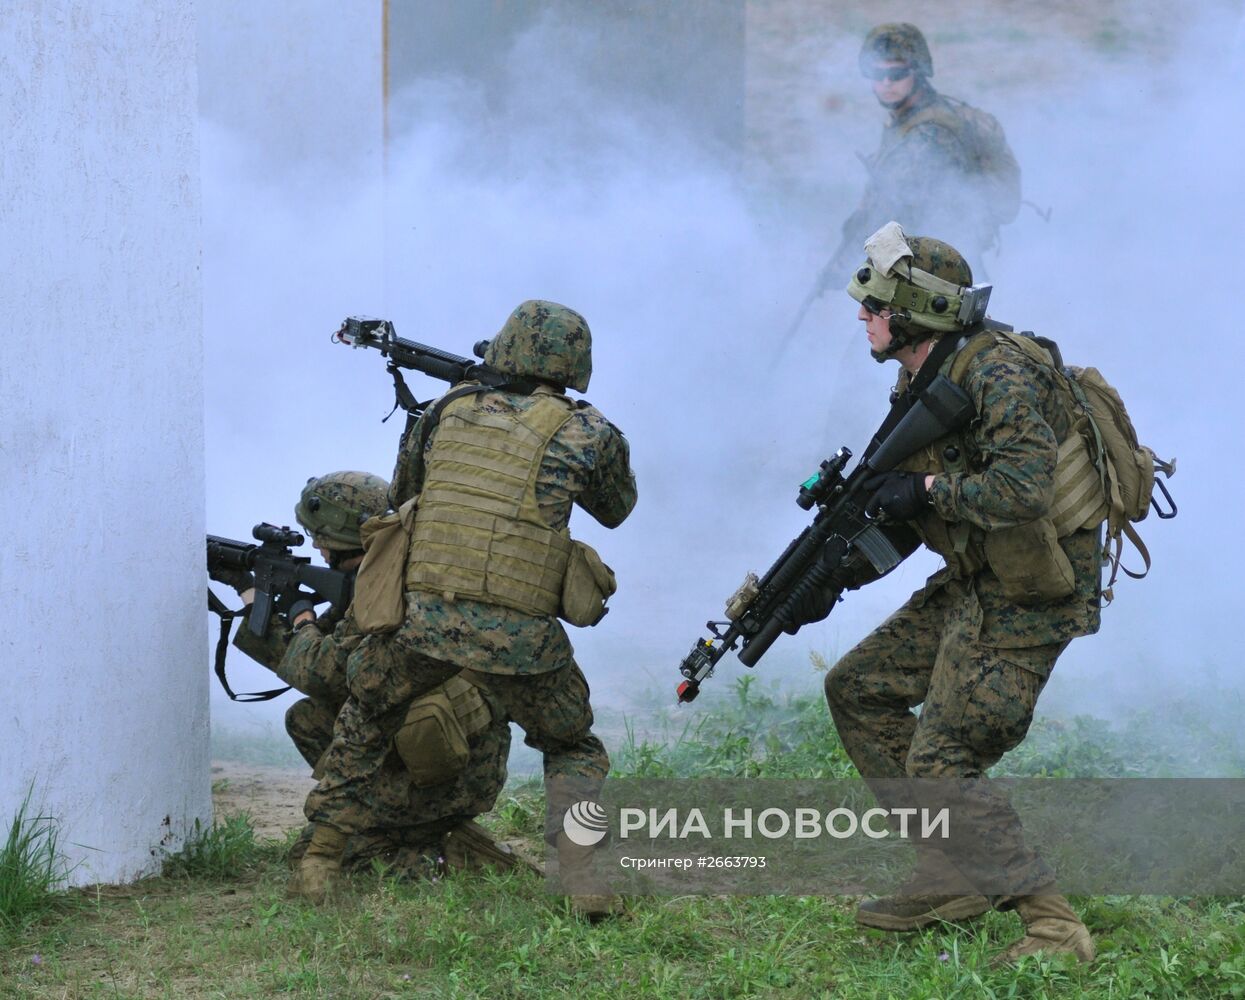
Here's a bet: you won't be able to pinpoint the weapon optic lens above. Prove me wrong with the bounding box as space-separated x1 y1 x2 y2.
252 523 305 547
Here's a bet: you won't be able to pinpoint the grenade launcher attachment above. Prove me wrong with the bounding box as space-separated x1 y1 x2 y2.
676 374 975 703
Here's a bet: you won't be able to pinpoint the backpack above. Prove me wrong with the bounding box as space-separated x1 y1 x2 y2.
906 96 1022 227
950 329 1177 600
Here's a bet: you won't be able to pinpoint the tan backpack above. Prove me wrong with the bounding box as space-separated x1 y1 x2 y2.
951 330 1177 599
904 96 1022 227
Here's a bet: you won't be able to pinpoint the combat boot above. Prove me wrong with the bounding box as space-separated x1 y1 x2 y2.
856 892 990 930
995 893 1095 965
286 823 348 905
444 821 543 877
555 833 621 922
286 823 314 869
856 848 988 931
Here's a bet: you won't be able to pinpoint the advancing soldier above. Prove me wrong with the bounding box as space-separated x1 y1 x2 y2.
213 471 518 876
293 302 637 918
829 25 1020 289
810 223 1096 963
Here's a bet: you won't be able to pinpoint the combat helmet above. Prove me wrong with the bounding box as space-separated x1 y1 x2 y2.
482 299 592 393
295 471 390 551
859 23 934 79
847 222 989 359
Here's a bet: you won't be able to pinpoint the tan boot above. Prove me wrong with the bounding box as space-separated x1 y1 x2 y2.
286 823 315 869
555 833 620 922
996 894 1095 965
856 892 990 931
286 824 348 905
444 821 543 877
856 848 988 931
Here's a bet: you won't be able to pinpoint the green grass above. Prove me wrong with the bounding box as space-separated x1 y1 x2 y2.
162 813 278 880
1 838 1242 998
0 790 70 943
4 676 1244 997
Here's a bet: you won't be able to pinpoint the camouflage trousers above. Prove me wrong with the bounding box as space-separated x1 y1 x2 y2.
299 643 511 841
285 697 336 770
462 663 610 844
823 581 1065 901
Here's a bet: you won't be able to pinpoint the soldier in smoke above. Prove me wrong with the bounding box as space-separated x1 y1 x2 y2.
806 222 1096 963
835 24 1020 282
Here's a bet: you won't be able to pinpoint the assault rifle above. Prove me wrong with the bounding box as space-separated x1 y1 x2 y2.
675 374 975 703
334 316 501 419
205 523 351 701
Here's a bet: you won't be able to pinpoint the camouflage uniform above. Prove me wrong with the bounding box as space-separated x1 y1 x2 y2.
305 303 637 845
837 24 1020 274
230 472 513 865
826 226 1100 904
234 596 511 847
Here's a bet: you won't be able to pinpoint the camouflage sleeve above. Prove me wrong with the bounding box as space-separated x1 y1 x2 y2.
230 607 292 671
230 605 357 704
563 407 637 528
928 348 1057 530
273 614 361 704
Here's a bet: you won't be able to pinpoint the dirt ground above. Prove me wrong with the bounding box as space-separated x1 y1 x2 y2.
209 760 314 840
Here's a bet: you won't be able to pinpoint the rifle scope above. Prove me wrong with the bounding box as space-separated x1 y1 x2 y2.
796 447 852 510
252 523 304 547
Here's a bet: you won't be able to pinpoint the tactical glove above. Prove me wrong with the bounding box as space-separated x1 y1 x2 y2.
287 599 318 627
782 581 841 635
781 537 849 635
864 471 928 522
209 566 255 596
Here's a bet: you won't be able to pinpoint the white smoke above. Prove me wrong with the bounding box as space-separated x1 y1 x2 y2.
200 3 1243 758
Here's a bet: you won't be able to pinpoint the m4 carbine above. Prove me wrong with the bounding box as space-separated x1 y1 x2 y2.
205 523 351 701
334 316 503 419
675 374 974 704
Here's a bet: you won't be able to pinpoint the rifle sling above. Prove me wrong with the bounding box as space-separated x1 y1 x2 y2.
207 588 293 703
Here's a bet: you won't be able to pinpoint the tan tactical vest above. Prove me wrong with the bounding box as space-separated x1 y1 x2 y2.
404 389 576 616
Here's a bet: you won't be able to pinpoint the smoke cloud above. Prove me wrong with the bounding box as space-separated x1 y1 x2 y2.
201 3 1244 759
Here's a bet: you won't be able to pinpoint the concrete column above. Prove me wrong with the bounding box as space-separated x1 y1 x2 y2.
0 1 209 885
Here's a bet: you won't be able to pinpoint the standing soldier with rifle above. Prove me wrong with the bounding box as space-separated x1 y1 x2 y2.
787 23 1020 341
293 301 637 919
210 472 521 878
818 222 1097 963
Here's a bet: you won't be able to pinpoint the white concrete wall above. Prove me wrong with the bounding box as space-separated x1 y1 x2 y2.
0 1 209 885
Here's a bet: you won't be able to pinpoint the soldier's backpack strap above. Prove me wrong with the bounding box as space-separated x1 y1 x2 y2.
946 329 998 386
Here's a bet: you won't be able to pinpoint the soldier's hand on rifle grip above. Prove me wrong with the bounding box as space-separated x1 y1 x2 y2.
782 582 841 634
209 566 255 597
287 599 317 629
863 471 929 522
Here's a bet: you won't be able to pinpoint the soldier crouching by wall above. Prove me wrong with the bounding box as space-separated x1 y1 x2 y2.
212 471 520 877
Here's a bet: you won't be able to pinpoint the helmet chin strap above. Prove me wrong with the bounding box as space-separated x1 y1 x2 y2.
871 310 932 362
